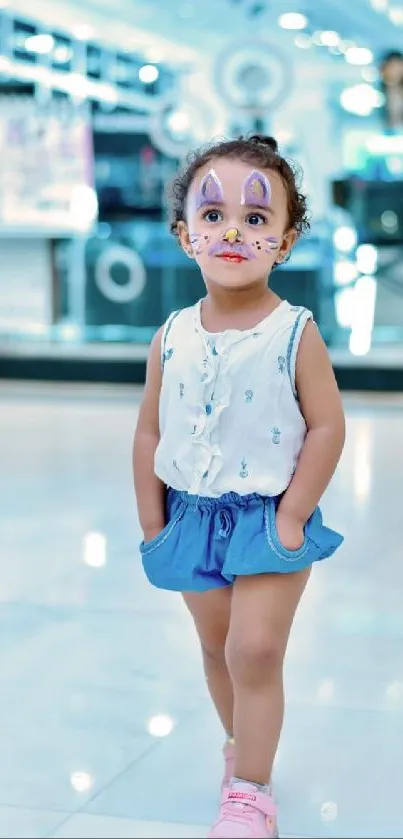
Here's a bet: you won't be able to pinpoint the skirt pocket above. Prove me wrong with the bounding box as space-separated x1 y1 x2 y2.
140 501 187 589
264 497 343 567
264 497 311 562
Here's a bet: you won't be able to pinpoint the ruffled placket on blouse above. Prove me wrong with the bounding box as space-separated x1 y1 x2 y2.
189 311 251 495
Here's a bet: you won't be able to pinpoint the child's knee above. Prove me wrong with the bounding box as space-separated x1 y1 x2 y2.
199 628 228 663
183 589 231 664
225 631 284 685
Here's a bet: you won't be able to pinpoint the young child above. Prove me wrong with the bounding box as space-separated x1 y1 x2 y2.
133 134 345 839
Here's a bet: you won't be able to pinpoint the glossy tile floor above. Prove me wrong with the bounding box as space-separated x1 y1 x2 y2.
1 381 402 839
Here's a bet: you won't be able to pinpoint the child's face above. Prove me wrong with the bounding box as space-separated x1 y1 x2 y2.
178 157 297 290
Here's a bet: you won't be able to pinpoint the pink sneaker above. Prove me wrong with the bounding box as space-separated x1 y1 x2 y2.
222 741 235 790
208 785 279 838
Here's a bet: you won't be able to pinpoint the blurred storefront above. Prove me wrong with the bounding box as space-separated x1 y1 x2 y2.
1 1 403 389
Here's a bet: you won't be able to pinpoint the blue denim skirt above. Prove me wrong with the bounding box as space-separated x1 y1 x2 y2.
140 488 343 593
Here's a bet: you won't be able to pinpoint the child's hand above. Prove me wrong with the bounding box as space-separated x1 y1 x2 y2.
275 510 304 552
143 524 164 544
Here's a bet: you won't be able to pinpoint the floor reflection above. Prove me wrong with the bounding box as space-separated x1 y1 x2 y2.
0 383 402 839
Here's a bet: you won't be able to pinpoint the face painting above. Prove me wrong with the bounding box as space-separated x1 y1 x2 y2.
241 170 280 253
241 169 271 209
189 232 211 255
195 169 224 210
263 235 281 252
189 169 225 254
184 159 288 278
208 237 256 262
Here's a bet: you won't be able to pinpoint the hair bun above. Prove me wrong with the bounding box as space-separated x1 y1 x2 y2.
248 134 278 153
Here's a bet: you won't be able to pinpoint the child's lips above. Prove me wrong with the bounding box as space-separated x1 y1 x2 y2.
217 252 247 263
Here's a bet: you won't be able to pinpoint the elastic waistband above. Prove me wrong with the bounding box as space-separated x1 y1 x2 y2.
169 488 268 510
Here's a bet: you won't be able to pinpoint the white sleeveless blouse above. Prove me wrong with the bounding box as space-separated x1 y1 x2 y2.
154 300 312 498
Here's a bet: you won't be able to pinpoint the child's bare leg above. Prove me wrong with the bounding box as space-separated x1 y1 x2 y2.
225 568 311 785
183 587 233 735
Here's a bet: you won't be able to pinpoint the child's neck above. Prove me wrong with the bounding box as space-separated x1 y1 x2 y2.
201 287 282 332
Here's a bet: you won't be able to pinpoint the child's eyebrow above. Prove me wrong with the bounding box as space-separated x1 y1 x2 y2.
244 203 275 215
197 198 225 209
196 201 276 216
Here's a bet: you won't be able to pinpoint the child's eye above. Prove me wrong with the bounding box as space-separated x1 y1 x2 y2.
203 209 223 223
246 213 267 226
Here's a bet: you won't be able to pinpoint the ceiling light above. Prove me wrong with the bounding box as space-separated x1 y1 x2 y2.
276 128 294 144
340 84 382 116
349 331 372 356
319 31 340 47
334 261 358 285
356 244 377 275
387 156 403 175
333 226 357 253
74 24 94 41
25 34 54 54
349 275 377 357
345 47 374 65
138 64 159 84
381 210 398 233
166 109 190 134
388 5 403 24
367 134 403 153
53 44 72 64
370 0 388 8
335 288 355 328
278 12 308 30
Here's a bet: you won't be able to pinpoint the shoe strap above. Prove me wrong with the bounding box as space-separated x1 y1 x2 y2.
222 788 277 817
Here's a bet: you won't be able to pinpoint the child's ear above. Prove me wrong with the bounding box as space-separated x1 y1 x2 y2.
277 228 298 263
177 220 194 258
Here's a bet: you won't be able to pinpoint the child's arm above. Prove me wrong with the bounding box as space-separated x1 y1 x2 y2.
276 321 345 550
133 327 166 542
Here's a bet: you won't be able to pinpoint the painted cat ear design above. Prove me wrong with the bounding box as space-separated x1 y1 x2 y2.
241 170 271 207
196 169 224 209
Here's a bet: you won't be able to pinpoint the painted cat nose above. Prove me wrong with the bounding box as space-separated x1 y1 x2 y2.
223 227 240 244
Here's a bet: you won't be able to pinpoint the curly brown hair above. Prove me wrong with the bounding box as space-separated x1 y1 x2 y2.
169 134 310 243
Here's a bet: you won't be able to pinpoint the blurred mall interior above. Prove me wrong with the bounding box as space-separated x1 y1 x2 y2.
1 0 403 837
